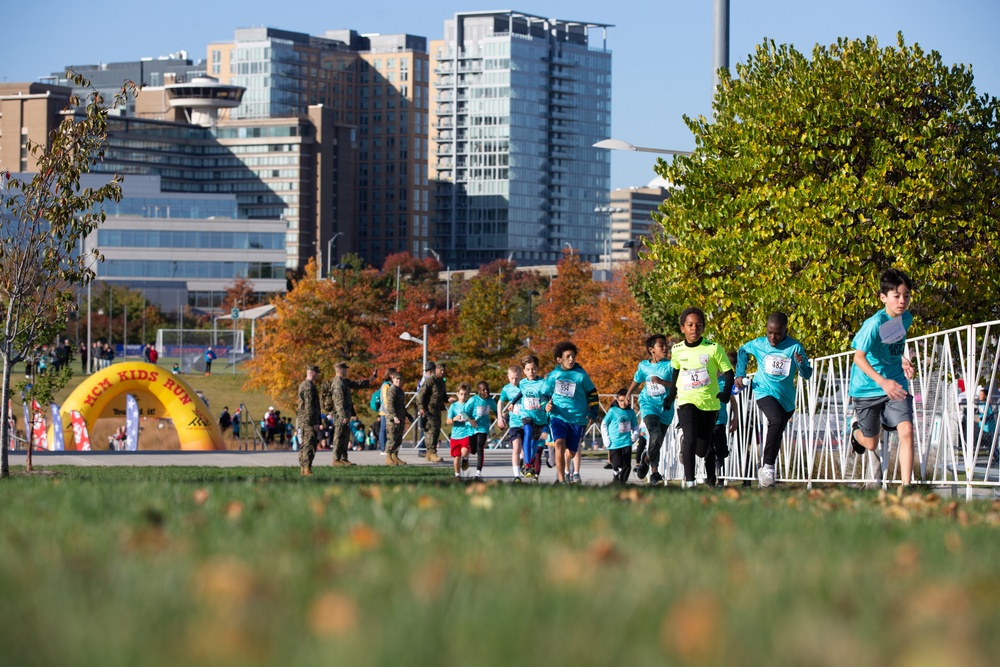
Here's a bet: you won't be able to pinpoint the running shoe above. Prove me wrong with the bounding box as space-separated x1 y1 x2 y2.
543 448 552 468
758 465 776 488
636 455 650 480
461 457 469 472
649 471 664 486
850 422 865 455
572 472 582 484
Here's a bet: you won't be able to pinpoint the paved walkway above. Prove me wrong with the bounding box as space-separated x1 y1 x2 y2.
25 447 619 485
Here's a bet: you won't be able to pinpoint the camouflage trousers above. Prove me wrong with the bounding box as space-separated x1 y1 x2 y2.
386 422 405 456
298 422 317 468
423 413 442 454
333 420 351 461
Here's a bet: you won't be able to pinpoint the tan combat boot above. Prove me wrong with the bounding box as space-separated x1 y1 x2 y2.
300 465 313 477
425 451 443 463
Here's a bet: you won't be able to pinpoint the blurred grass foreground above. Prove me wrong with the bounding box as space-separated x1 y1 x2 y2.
0 466 998 667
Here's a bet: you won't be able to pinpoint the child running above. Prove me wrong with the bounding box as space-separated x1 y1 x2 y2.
447 383 474 479
601 388 639 484
707 351 739 486
465 381 498 481
848 268 916 489
735 312 812 487
497 365 525 480
544 341 600 484
626 334 676 485
666 308 734 488
517 355 551 479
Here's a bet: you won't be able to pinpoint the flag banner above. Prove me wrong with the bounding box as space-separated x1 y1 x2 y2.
30 399 46 451
49 404 65 451
70 411 92 451
125 394 140 451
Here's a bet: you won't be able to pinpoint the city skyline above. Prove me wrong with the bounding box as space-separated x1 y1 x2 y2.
3 1 997 190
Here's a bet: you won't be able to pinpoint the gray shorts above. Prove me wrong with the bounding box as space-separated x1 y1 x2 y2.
854 395 913 437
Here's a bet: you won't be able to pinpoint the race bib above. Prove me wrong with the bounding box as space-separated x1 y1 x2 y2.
763 354 792 378
476 406 489 418
617 420 631 434
645 380 666 396
879 316 906 344
511 403 521 415
681 367 710 391
554 380 577 398
524 396 541 411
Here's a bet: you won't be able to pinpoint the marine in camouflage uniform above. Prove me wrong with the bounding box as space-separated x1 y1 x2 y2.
297 364 322 475
323 362 373 467
384 372 411 465
415 361 448 463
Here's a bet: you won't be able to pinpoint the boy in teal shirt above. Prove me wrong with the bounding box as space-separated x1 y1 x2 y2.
626 334 675 485
465 381 497 481
601 388 639 484
848 268 915 488
497 365 525 480
447 383 475 479
735 312 812 487
516 355 551 479
544 341 600 484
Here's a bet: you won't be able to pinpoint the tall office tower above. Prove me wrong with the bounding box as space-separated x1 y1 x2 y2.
429 10 612 269
609 180 670 265
208 28 431 268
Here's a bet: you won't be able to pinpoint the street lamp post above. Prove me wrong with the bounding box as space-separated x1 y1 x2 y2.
399 325 428 377
592 139 694 156
424 247 450 311
594 205 625 270
326 232 343 278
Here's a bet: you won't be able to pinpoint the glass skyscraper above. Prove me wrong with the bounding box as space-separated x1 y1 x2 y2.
430 11 612 268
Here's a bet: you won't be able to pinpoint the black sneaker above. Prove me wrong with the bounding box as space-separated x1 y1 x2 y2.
636 455 650 480
603 462 613 470
850 422 865 455
543 448 553 468
649 471 664 485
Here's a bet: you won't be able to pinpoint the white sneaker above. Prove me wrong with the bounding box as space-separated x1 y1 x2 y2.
572 472 582 484
683 480 696 489
758 465 776 488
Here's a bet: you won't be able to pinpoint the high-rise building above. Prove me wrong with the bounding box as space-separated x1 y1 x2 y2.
429 10 613 269
208 28 431 267
609 180 670 264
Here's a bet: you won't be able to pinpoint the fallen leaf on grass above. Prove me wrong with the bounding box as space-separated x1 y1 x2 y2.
224 501 244 520
884 505 912 522
469 495 494 510
807 488 825 501
193 557 256 604
410 558 450 602
722 488 740 501
348 524 382 550
660 592 722 663
589 538 623 564
713 512 734 534
416 495 438 509
308 591 359 638
465 483 488 496
894 542 921 576
359 486 382 501
308 497 326 518
943 531 963 554
615 488 647 503
193 488 210 505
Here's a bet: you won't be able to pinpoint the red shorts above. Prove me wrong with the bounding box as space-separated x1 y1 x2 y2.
450 436 470 458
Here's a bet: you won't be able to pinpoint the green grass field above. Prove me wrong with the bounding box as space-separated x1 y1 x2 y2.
1 467 997 667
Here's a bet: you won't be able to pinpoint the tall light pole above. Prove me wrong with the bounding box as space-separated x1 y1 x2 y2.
399 325 428 376
424 247 450 311
594 205 625 269
592 139 694 156
327 232 343 278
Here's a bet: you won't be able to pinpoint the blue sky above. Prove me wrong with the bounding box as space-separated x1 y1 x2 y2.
3 0 997 189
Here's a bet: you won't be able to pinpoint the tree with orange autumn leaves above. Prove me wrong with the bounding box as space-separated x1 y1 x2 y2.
246 253 660 411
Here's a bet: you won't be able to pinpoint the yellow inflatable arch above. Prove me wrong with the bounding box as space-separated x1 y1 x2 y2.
53 362 225 451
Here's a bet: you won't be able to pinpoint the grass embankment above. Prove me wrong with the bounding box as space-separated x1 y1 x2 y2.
0 467 997 667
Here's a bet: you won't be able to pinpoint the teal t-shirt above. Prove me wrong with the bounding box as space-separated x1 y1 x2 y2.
736 335 811 412
849 309 913 398
633 359 676 424
447 400 474 439
602 405 638 449
464 395 497 434
516 378 550 426
498 382 524 428
544 364 597 426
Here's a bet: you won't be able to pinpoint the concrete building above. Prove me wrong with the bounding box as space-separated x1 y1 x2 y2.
80 174 286 312
0 82 74 172
429 10 613 269
609 179 670 264
207 27 432 267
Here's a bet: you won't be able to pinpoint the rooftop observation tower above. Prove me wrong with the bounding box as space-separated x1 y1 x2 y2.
165 76 244 128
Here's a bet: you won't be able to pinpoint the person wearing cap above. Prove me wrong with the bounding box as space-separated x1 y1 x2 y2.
415 361 448 463
322 361 376 467
296 364 323 476
218 406 232 434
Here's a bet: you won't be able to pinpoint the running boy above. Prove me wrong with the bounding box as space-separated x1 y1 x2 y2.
666 308 734 488
602 388 639 484
626 334 676 485
848 268 915 487
544 341 600 484
447 383 475 479
497 366 526 480
517 355 551 479
735 312 812 488
465 381 498 481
